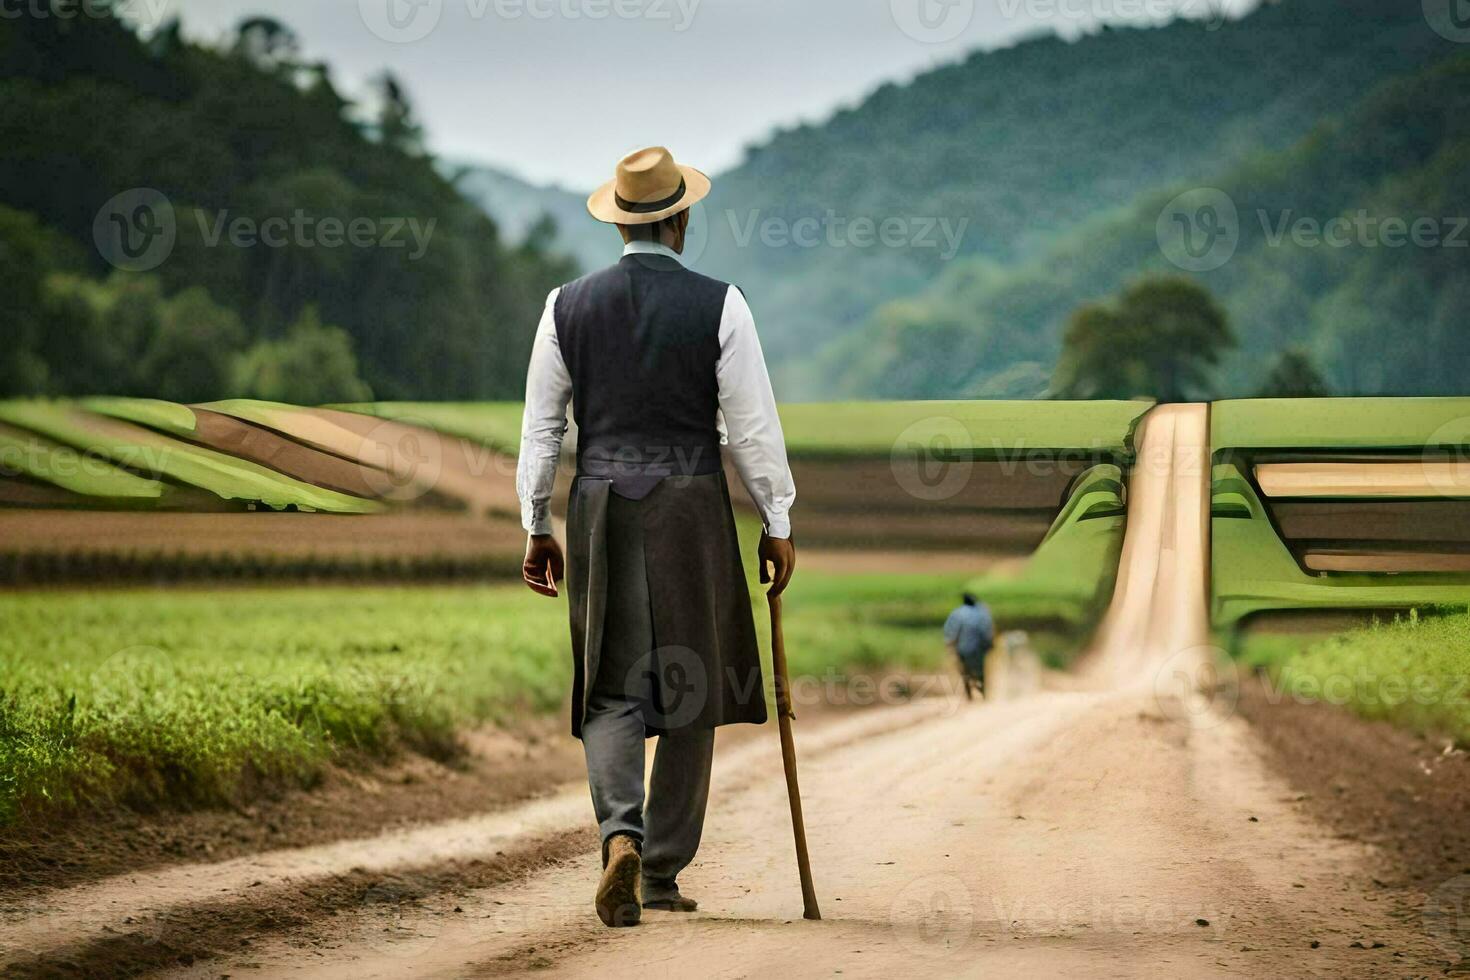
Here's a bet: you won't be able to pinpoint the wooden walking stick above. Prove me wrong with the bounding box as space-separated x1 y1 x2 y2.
767 593 821 921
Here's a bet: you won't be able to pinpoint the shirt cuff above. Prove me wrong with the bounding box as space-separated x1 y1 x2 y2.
765 516 792 540
522 502 553 537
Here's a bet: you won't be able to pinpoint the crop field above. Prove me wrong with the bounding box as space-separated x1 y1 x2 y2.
21 394 1470 833
0 587 569 824
0 400 381 514
335 401 528 455
1238 610 1470 742
0 563 974 826
341 399 1153 460
0 396 1143 830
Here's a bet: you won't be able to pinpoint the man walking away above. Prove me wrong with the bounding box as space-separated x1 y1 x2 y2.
517 147 797 928
945 592 994 699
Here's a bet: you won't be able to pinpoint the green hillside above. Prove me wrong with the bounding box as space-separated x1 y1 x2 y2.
0 11 575 403
693 0 1459 396
826 51 1470 399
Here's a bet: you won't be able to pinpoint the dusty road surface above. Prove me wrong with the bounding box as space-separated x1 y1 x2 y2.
2 404 1449 977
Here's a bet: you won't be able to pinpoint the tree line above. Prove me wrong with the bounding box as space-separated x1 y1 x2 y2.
0 10 577 403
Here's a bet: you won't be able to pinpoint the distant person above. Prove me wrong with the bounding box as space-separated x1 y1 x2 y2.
945 593 994 699
517 147 797 928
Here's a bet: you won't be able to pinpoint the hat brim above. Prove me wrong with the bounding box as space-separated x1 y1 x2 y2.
586 165 711 225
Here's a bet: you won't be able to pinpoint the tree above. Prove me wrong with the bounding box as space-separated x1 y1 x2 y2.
1051 277 1234 402
0 7 573 401
38 274 246 399
233 17 300 72
231 306 373 405
0 206 81 395
1258 348 1329 397
140 286 247 402
373 71 424 156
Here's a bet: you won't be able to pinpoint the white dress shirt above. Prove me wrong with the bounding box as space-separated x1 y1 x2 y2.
516 240 796 539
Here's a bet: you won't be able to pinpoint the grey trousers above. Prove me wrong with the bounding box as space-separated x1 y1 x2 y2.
581 491 715 891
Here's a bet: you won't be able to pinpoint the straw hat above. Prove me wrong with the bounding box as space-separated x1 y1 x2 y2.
587 146 711 225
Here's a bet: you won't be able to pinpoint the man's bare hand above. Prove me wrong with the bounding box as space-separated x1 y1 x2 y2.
758 533 796 597
523 534 565 597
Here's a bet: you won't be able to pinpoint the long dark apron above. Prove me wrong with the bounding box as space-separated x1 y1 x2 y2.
564 470 766 738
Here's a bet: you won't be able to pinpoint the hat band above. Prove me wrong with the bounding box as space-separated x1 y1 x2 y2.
614 178 686 214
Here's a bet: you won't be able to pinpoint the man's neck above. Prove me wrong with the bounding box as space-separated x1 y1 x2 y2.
622 240 682 262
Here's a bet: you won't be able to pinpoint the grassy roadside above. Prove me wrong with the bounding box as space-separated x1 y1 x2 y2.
0 570 983 827
1238 609 1470 744
0 587 570 825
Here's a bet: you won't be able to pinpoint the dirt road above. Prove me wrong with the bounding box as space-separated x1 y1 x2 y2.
2 405 1449 976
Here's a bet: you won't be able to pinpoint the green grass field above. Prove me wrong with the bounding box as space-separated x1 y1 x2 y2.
0 400 381 513
335 401 526 455
1212 397 1470 452
0 568 973 826
339 400 1153 461
0 587 569 824
773 400 1150 458
0 424 164 500
1239 610 1470 743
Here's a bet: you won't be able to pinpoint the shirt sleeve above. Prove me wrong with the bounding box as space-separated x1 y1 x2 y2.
516 288 570 536
943 609 961 645
716 286 796 540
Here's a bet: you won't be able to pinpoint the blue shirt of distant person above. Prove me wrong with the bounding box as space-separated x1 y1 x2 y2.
944 593 994 678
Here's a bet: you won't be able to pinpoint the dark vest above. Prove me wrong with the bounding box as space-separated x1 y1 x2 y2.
554 253 729 499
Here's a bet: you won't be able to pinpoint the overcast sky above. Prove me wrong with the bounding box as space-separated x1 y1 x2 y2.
158 0 1253 190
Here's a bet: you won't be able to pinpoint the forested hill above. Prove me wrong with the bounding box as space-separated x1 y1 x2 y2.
825 52 1470 399
694 0 1461 394
447 163 611 274
0 12 576 402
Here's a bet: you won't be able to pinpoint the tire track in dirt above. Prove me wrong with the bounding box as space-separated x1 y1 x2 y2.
0 700 958 977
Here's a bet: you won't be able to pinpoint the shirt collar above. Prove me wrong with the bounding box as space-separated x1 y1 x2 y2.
622 240 683 264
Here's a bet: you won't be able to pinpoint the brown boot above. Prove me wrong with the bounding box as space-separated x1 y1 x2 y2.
642 877 697 912
596 834 642 927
